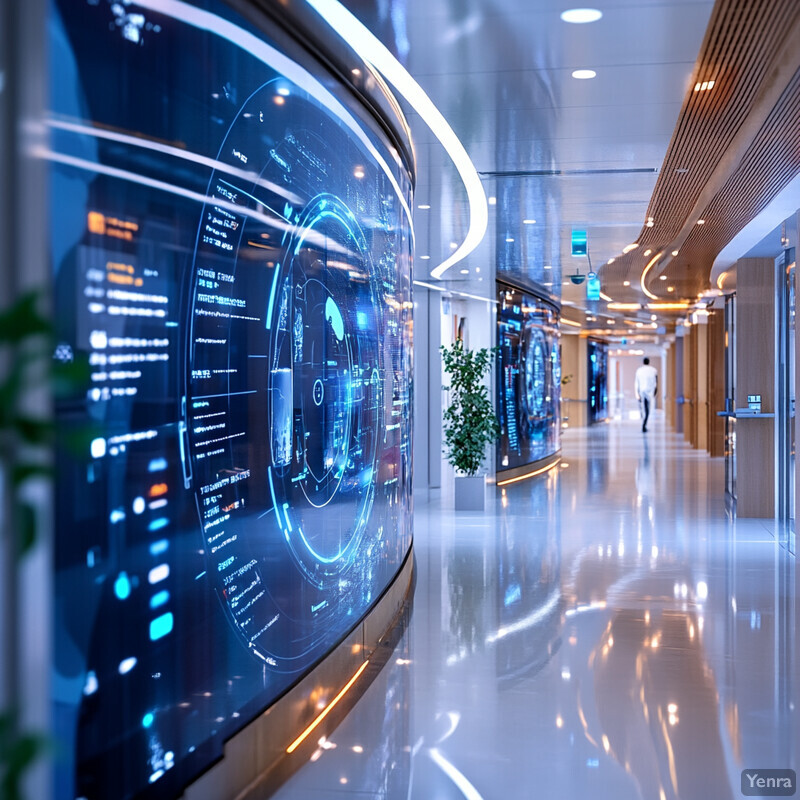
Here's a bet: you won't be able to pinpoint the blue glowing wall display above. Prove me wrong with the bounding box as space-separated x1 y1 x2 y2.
587 339 609 423
497 284 561 471
49 1 413 797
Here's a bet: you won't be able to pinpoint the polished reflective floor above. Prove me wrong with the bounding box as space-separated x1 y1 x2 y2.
272 415 798 799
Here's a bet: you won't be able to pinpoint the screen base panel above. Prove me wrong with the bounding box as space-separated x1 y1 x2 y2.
495 452 563 487
181 544 415 800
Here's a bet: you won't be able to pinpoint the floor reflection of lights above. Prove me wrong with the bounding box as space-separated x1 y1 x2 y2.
272 413 798 800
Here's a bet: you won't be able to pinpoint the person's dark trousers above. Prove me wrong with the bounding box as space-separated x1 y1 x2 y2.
642 396 651 432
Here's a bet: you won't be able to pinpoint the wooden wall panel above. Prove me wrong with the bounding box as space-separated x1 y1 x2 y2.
707 310 726 457
673 337 685 434
696 323 709 452
667 343 676 430
735 257 775 517
683 326 698 446
561 335 588 428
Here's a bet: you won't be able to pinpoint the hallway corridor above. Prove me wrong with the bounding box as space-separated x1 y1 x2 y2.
273 416 799 799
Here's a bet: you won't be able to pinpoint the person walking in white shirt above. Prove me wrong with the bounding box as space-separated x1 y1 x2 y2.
634 357 658 433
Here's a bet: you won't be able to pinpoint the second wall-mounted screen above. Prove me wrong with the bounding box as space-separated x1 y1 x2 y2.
588 339 609 423
497 283 561 472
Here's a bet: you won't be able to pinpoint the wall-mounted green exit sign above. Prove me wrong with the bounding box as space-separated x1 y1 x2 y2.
571 230 587 257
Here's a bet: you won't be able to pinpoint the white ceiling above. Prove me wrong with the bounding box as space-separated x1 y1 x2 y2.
346 0 715 310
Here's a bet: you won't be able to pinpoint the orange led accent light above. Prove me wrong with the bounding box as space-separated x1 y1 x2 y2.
496 457 561 487
286 660 370 754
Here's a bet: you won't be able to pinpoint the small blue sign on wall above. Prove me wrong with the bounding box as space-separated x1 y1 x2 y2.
586 271 601 301
571 230 588 257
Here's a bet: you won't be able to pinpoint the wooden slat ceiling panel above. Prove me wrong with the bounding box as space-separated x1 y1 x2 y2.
667 67 800 295
600 0 800 309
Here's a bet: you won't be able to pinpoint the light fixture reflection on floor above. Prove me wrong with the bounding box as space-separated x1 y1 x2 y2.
560 8 602 23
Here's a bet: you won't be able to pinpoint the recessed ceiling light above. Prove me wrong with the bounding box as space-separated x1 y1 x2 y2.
506 237 515 243
523 218 536 224
643 249 652 257
659 275 667 281
418 204 431 210
488 196 497 205
623 280 630 286
420 255 431 260
450 242 458 249
476 267 481 273
460 269 469 274
353 166 365 178
607 257 615 264
668 286 675 292
274 95 286 105
651 314 657 321
675 167 689 174
561 8 602 23
672 250 679 256
352 68 361 76
697 219 705 225
694 80 715 92
622 243 639 254
572 69 597 80
544 264 552 270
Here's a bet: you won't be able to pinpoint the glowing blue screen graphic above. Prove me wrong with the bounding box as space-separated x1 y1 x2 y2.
497 284 561 471
587 339 609 423
49 1 413 798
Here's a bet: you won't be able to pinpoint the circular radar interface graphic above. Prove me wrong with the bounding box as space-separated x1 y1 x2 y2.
184 80 401 671
268 195 383 587
523 327 547 419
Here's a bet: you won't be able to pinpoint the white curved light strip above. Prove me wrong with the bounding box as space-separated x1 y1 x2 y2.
306 0 488 279
640 252 662 300
47 118 305 206
132 0 413 230
38 148 352 256
429 749 485 800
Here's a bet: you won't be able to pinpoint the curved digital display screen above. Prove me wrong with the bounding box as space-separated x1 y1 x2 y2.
49 1 413 798
497 284 560 471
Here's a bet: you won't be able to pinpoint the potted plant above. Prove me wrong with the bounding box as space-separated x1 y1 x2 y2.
441 339 499 511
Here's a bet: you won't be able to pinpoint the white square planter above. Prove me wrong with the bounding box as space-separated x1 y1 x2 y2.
455 474 486 511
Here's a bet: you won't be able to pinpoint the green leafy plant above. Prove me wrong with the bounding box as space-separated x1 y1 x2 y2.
441 339 499 476
0 291 54 800
0 713 45 800
0 292 53 552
